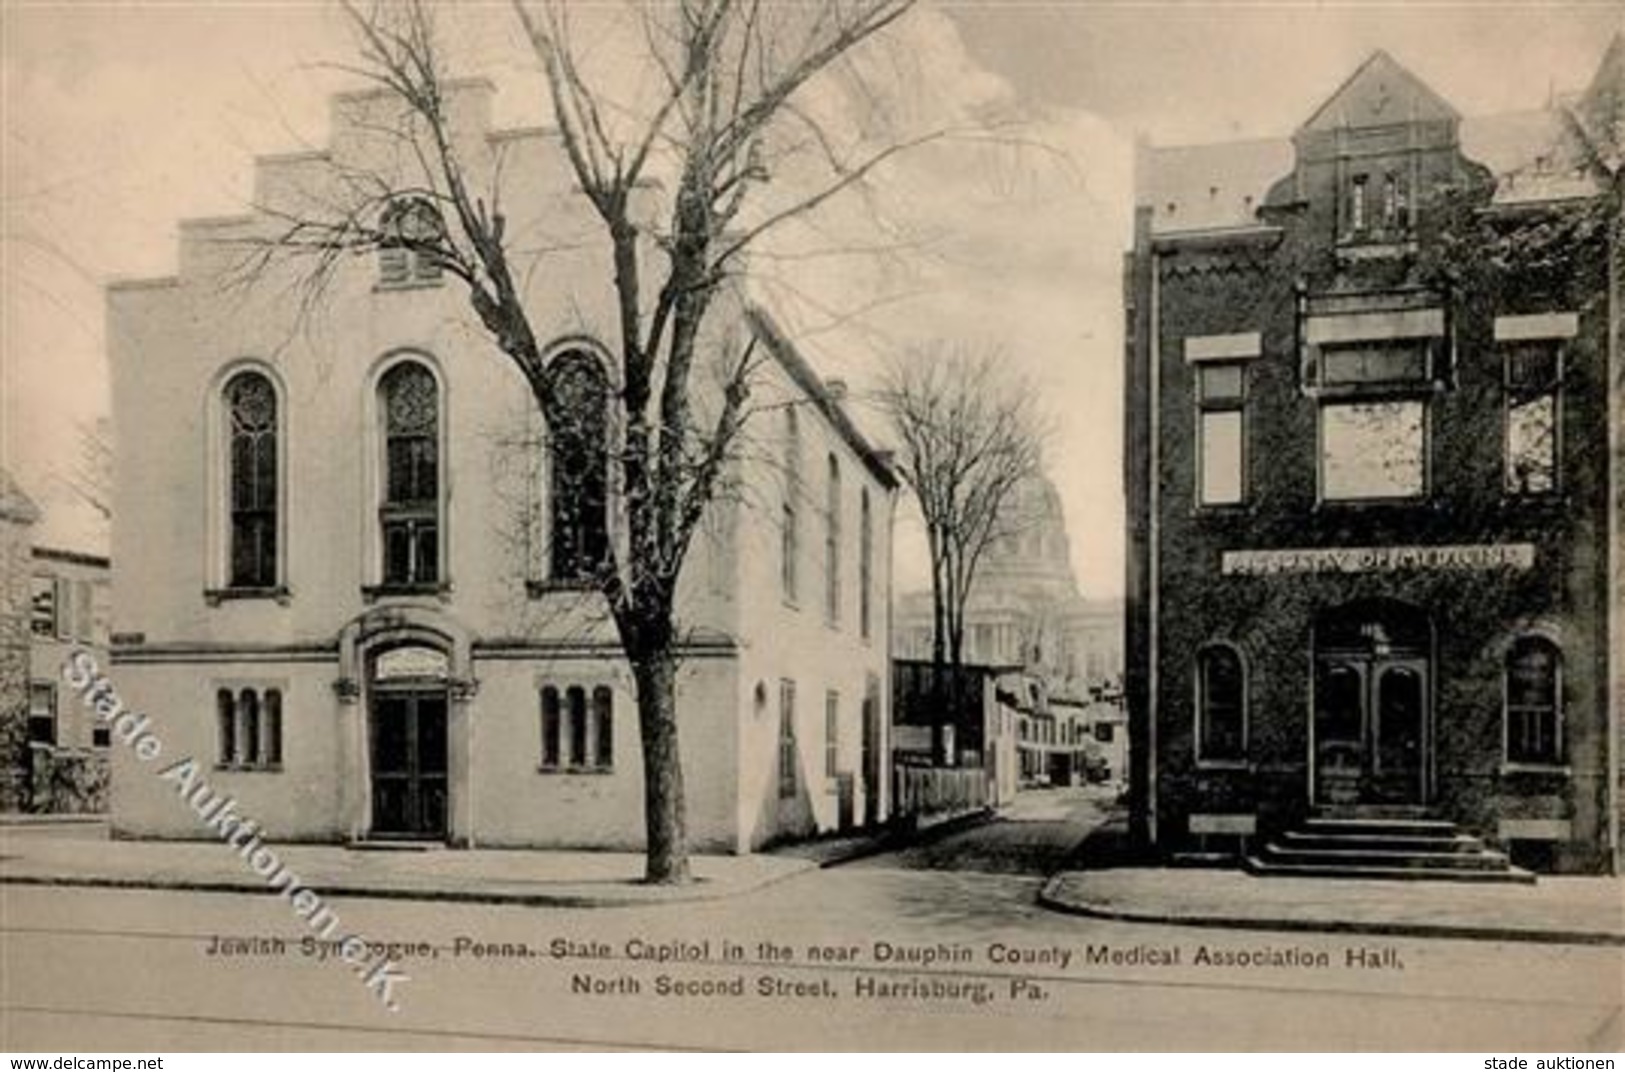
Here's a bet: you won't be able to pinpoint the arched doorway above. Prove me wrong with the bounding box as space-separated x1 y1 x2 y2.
368 644 450 838
1312 599 1431 807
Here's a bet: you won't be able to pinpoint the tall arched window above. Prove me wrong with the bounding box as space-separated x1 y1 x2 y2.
782 409 801 602
225 371 278 588
548 351 609 583
825 454 841 623
379 361 440 587
1506 636 1563 765
1196 644 1246 763
859 489 873 640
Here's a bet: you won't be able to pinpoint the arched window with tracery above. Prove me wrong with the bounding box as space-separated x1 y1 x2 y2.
548 351 609 583
225 371 278 588
379 361 440 587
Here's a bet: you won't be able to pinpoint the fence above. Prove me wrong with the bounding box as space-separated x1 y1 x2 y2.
892 763 987 819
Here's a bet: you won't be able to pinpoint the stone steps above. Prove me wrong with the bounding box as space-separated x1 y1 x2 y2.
1246 812 1534 884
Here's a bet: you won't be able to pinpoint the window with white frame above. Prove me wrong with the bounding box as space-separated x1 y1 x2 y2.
824 690 839 779
1505 637 1562 766
224 370 279 588
29 575 59 638
379 361 440 587
1315 338 1432 502
28 682 56 745
1503 340 1561 495
778 679 798 799
216 686 282 770
1196 363 1245 506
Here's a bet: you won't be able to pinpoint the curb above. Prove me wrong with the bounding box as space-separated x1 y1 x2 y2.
0 814 108 826
811 808 998 869
0 857 818 910
1036 873 1625 947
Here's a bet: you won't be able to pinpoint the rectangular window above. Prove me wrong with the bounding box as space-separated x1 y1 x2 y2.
378 246 410 285
778 680 798 799
1349 174 1368 233
593 688 614 770
73 580 92 642
540 688 561 769
1381 172 1408 233
1094 722 1114 744
1196 363 1245 506
539 685 614 772
215 686 283 770
824 690 839 779
1320 341 1429 387
1504 341 1560 495
1320 400 1427 501
29 576 56 638
28 683 57 746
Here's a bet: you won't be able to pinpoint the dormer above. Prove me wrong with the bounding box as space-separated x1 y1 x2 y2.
1278 51 1474 255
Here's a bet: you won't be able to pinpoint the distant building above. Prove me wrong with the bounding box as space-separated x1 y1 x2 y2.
1124 45 1623 872
106 80 896 852
892 658 1019 809
26 547 112 812
0 469 41 810
895 473 1123 697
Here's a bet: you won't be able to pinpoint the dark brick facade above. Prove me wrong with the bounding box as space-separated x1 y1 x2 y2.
1125 50 1621 873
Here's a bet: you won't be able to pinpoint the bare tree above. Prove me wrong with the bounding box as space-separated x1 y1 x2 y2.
877 344 1044 680
56 417 112 522
241 0 925 883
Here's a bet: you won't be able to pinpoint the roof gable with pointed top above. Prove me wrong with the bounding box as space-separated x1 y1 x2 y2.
0 468 41 526
1300 50 1459 133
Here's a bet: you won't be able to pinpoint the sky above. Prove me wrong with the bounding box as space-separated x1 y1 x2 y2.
3 1 1621 598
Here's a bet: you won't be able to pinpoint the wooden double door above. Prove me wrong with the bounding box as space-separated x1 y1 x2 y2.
370 689 448 838
1313 655 1428 806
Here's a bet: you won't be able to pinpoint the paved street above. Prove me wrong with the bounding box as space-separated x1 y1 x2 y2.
2 788 1620 1051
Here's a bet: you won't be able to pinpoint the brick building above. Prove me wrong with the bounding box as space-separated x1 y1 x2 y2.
1124 44 1622 873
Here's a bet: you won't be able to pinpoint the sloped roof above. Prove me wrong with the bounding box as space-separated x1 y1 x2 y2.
745 305 899 491
1574 32 1625 173
1138 137 1292 235
1300 50 1458 132
0 468 41 526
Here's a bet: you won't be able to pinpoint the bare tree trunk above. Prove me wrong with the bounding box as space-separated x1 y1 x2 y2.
631 651 690 884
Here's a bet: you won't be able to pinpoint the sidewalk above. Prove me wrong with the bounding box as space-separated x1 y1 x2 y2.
1041 868 1625 946
0 824 816 908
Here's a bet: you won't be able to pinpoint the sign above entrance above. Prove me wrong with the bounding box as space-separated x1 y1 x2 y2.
374 646 450 682
1221 543 1535 576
